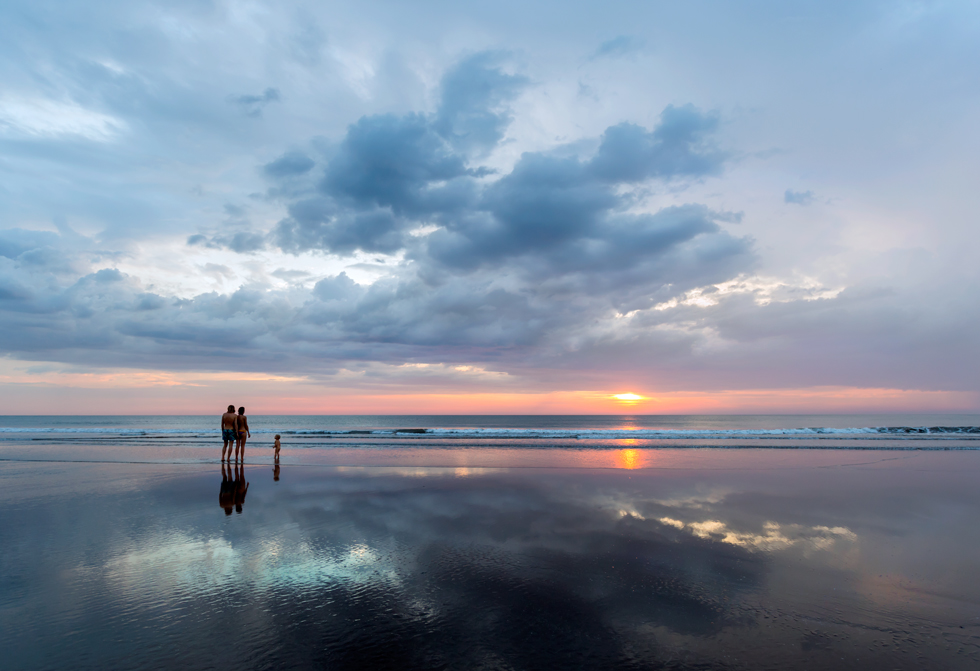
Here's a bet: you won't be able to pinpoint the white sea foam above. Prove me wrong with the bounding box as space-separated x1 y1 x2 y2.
417 426 980 440
2 425 976 439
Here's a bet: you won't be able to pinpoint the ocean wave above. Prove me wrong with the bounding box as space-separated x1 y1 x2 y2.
414 426 980 439
0 427 190 434
4 425 976 439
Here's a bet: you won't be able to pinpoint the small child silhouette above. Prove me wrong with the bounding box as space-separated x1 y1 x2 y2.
274 434 281 461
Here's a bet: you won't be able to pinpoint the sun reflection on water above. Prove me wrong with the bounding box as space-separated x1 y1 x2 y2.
616 448 643 469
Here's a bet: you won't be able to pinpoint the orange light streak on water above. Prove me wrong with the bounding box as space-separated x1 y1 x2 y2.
615 448 643 469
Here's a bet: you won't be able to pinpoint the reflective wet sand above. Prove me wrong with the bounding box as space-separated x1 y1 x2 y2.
1 449 978 669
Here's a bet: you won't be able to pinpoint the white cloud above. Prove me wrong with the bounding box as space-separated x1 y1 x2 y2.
0 96 126 141
654 274 844 310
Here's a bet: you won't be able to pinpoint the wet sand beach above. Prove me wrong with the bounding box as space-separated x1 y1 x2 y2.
1 444 978 669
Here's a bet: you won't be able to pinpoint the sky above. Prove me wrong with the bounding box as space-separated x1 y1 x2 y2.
1 0 978 414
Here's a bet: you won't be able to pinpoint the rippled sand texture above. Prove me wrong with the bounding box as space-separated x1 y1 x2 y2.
1 451 979 669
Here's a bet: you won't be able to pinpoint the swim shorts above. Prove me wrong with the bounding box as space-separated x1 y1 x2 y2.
223 429 236 441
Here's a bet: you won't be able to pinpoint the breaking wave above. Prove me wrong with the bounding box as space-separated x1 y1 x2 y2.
2 425 978 440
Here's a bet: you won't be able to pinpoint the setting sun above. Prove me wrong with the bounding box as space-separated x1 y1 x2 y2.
612 393 644 401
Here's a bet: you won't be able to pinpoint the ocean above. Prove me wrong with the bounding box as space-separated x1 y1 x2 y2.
2 413 979 455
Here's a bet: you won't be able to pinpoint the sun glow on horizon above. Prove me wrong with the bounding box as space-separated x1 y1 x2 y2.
0 355 975 414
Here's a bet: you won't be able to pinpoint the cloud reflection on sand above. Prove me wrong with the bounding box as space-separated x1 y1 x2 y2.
104 533 408 596
655 516 857 552
100 462 854 624
105 534 241 592
335 466 508 478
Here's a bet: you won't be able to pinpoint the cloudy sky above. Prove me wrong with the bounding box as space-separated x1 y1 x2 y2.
1 0 978 414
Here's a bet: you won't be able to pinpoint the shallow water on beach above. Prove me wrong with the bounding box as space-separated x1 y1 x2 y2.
3 414 980 449
2 415 979 469
1 447 978 670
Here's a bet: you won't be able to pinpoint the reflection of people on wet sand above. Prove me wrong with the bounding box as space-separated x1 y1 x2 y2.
235 407 250 462
234 463 249 513
221 405 237 461
219 462 236 515
273 435 281 481
220 462 249 515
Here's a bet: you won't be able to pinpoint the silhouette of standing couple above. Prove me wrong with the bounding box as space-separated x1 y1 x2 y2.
221 405 250 462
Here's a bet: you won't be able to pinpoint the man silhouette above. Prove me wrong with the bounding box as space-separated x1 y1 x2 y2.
219 462 235 515
221 405 237 461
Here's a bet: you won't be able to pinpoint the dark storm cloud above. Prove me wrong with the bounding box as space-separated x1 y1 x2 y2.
262 151 315 178
184 202 269 253
433 52 530 154
312 271 361 301
0 155 974 390
784 189 814 205
230 87 281 117
255 60 750 356
0 51 757 375
187 231 267 253
268 58 736 292
0 227 89 278
0 228 63 260
7 231 974 391
271 109 487 254
322 113 476 215
269 55 527 255
275 200 411 254
219 231 267 253
589 106 726 182
591 35 645 60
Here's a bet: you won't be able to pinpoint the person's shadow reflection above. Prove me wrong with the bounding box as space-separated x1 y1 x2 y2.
220 462 249 515
274 463 280 482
